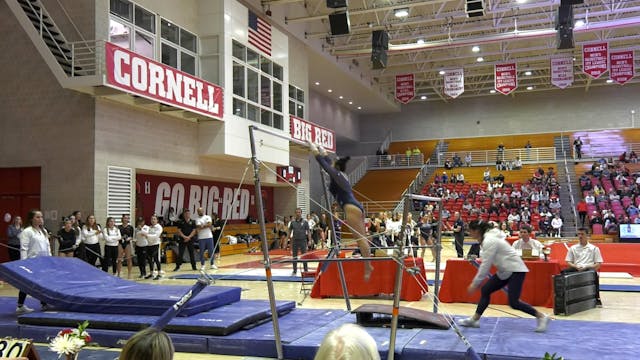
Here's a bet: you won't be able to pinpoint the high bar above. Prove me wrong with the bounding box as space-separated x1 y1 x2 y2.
249 125 308 147
405 194 442 202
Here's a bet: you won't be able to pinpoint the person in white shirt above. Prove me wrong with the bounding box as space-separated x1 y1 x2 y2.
551 215 563 237
458 220 550 332
194 207 215 271
564 228 604 306
511 225 544 258
81 215 103 267
16 209 52 314
584 193 596 204
134 217 150 279
144 215 164 280
102 217 122 275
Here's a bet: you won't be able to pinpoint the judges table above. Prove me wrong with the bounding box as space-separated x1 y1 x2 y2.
439 259 561 308
310 257 427 301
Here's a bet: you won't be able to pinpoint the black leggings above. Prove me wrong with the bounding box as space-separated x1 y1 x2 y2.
84 243 101 267
18 291 45 307
135 246 147 276
147 244 161 273
476 272 537 317
102 245 119 274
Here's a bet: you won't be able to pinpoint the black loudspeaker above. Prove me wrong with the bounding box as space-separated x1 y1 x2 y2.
329 11 350 36
327 0 348 8
556 5 574 49
561 0 583 5
372 30 389 50
371 47 387 69
465 0 485 17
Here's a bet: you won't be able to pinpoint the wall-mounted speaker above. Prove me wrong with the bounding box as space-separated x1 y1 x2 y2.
372 30 389 50
465 0 485 17
327 0 348 8
556 5 574 49
329 11 350 36
371 47 387 70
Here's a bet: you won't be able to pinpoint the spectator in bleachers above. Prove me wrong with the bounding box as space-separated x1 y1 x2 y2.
577 200 588 226
630 151 638 163
573 137 583 159
483 168 491 182
549 198 562 212
444 159 453 170
513 156 523 170
465 153 472 167
456 172 465 184
619 151 628 163
590 212 603 228
551 215 563 238
441 172 449 184
584 192 595 204
499 222 511 237
507 209 520 224
453 153 463 167
539 215 552 237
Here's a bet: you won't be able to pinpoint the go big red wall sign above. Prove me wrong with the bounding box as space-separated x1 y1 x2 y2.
105 42 224 120
136 174 274 223
289 116 336 152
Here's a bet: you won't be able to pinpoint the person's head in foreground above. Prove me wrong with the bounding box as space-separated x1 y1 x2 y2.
119 327 174 360
314 323 380 360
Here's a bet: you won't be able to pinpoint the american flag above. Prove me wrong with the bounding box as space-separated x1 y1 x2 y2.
248 10 271 56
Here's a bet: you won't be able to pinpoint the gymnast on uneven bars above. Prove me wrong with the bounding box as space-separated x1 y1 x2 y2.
309 141 373 281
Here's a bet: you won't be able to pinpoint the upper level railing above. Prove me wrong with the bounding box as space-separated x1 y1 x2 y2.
437 147 556 166
575 142 640 161
363 154 426 169
69 39 102 77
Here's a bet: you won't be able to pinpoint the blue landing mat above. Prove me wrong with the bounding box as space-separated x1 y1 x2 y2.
18 299 296 336
600 284 640 292
171 273 312 282
0 257 241 316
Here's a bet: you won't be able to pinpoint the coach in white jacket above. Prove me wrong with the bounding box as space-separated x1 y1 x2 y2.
458 220 550 332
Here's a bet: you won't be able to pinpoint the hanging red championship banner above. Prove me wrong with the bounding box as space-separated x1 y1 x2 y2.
443 69 464 98
494 63 517 95
550 57 574 89
582 42 608 79
609 50 635 85
395 74 415 104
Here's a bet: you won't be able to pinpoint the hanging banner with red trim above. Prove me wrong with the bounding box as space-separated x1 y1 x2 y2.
609 50 634 85
582 42 608 79
443 69 464 98
494 62 517 95
550 57 574 89
395 74 415 104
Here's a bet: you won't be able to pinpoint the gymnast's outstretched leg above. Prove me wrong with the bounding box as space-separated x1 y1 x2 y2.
343 203 373 281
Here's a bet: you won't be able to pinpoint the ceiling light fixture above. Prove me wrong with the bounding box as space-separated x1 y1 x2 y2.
527 86 534 90
314 82 320 85
516 0 527 3
575 19 585 27
525 71 532 76
439 70 446 75
490 89 496 94
472 46 480 53
606 79 614 83
417 38 425 45
476 56 484 62
328 89 333 93
348 101 353 105
394 8 409 18
339 95 343 99
357 106 362 110
420 95 427 100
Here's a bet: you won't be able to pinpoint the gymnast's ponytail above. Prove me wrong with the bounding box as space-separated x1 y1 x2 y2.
468 219 494 237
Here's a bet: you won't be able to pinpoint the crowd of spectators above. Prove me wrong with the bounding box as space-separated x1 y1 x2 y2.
421 166 563 236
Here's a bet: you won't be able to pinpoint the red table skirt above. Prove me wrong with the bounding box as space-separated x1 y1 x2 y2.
439 259 561 308
310 257 427 301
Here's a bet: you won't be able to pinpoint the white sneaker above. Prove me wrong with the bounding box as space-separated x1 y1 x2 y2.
200 264 206 271
457 317 480 328
535 315 550 333
16 305 34 314
210 264 218 270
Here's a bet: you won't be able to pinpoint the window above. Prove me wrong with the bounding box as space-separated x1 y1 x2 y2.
109 1 199 76
289 85 305 119
231 40 284 130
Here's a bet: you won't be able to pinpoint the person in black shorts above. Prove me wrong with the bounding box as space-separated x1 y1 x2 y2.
174 209 197 271
57 218 76 257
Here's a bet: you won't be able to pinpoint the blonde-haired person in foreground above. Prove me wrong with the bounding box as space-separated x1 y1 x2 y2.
314 323 380 360
119 327 174 360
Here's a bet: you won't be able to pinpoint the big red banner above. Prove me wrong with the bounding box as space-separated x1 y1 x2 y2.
289 116 336 152
395 74 415 104
609 50 635 85
443 69 464 98
136 174 274 224
495 63 517 95
550 57 574 89
105 42 224 120
582 42 608 79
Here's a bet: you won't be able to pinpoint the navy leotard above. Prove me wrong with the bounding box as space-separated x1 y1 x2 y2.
315 155 364 213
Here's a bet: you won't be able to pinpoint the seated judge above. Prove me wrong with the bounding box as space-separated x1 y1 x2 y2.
563 227 604 306
511 225 544 258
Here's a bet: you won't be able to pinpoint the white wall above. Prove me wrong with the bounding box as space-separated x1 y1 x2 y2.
308 89 361 144
359 85 640 149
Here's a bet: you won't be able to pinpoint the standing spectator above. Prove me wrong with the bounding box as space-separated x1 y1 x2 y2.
6 215 23 261
194 207 215 271
56 218 76 257
453 212 465 258
525 141 532 160
173 209 197 272
289 208 311 275
16 209 51 314
134 217 149 279
81 215 102 267
102 217 122 274
145 214 163 280
275 217 289 250
574 137 583 159
118 214 135 279
563 228 603 306
577 200 588 226
211 213 224 269
464 153 473 167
